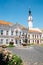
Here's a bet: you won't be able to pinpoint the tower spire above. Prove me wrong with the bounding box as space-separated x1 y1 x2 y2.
28 9 33 29
29 8 32 16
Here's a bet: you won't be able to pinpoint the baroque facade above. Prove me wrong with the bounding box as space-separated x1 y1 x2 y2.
0 10 42 46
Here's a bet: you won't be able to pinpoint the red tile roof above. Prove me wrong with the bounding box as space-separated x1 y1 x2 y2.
0 20 12 25
29 29 42 33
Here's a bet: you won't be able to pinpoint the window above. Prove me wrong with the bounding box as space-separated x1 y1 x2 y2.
11 39 13 42
16 40 18 44
35 40 36 43
33 40 34 43
25 39 27 43
16 31 18 36
25 34 27 38
37 40 39 44
28 35 30 38
32 35 34 38
20 32 21 35
11 31 14 35
6 31 8 35
1 30 3 35
37 35 38 38
35 35 36 38
6 39 8 44
40 35 41 38
19 40 21 44
1 39 3 44
22 33 24 36
29 40 30 43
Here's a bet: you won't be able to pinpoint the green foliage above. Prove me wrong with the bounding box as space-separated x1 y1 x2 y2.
8 55 23 65
8 44 15 47
27 43 31 46
27 43 34 46
8 42 15 47
39 44 43 46
9 42 14 45
0 48 23 65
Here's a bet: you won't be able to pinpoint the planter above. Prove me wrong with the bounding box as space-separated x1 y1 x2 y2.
22 43 27 46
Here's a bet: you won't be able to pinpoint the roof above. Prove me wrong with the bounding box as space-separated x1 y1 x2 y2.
0 20 12 25
21 25 28 30
14 23 28 30
0 20 42 33
29 28 42 33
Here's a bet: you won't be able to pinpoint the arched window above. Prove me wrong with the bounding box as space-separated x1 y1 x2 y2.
11 31 14 35
6 39 8 44
19 40 21 44
32 34 34 38
40 35 41 38
1 30 3 35
1 39 3 44
6 31 8 35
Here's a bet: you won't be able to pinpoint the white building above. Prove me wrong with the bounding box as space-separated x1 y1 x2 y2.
0 10 42 46
28 10 42 44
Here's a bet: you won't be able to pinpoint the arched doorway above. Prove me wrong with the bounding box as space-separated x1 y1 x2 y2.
37 40 39 44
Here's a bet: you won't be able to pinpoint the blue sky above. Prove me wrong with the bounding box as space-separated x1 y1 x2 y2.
0 0 43 28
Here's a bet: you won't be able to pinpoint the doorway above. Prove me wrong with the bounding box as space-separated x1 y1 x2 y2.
37 40 39 44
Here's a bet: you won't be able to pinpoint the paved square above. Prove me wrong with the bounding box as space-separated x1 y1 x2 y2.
7 45 43 65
